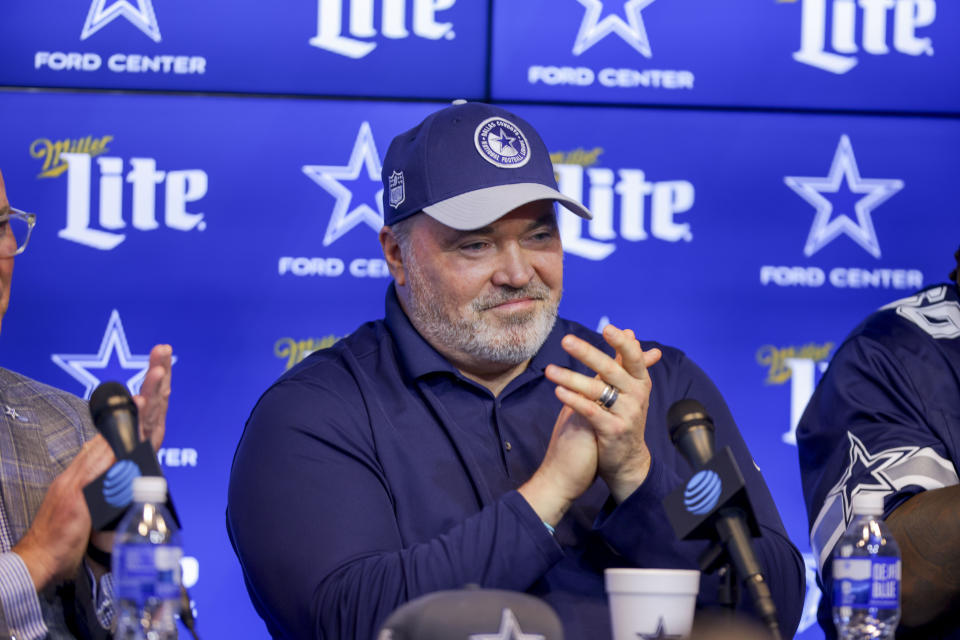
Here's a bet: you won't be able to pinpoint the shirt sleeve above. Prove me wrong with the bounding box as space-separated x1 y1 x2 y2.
84 559 115 630
227 379 565 640
798 331 959 573
595 349 805 637
0 552 48 640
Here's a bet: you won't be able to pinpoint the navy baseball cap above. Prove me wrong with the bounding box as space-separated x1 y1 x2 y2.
381 101 592 230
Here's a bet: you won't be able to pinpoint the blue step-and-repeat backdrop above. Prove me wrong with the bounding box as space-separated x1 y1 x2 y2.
0 1 957 638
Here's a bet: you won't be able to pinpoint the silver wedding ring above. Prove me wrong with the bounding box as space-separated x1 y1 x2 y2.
597 384 619 410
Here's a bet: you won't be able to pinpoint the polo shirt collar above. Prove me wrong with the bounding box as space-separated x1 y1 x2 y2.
384 284 459 380
527 318 568 374
382 284 568 384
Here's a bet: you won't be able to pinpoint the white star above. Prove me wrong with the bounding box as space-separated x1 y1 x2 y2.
488 127 519 157
572 0 657 57
828 432 915 523
302 121 385 247
811 431 958 570
50 309 175 400
638 617 682 639
469 608 545 640
785 135 903 259
81 0 162 43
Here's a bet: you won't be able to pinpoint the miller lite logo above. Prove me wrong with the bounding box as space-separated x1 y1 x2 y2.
310 0 457 59
552 147 695 261
388 171 405 209
793 0 936 74
31 144 209 250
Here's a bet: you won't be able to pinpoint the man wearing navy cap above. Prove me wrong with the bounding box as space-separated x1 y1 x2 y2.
227 102 804 639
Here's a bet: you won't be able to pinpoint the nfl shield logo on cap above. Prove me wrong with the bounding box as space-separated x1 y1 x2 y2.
389 171 405 209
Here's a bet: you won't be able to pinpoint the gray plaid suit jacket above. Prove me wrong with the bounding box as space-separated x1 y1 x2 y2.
0 367 109 639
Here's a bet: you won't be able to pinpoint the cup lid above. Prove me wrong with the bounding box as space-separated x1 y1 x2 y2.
604 568 701 595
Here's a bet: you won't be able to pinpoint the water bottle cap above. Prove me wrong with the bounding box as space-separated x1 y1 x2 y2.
851 492 884 515
132 475 167 502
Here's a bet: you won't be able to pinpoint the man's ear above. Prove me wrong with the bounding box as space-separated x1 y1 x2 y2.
379 226 406 287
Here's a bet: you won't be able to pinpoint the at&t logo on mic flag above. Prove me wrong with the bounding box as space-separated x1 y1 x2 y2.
684 470 722 516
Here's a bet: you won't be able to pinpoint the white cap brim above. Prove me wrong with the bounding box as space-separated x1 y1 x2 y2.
422 183 592 230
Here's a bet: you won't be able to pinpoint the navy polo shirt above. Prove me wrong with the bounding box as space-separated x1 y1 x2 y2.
227 285 804 639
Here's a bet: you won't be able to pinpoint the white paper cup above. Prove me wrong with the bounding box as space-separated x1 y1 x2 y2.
605 568 700 640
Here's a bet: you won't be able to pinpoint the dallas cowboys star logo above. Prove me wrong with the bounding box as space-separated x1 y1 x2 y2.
3 405 27 423
469 608 545 640
51 309 175 400
81 0 162 43
302 121 385 246
572 0 657 57
828 432 915 523
784 135 904 259
638 617 682 639
488 127 519 158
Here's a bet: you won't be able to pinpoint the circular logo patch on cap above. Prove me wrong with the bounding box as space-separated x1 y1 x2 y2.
474 117 530 169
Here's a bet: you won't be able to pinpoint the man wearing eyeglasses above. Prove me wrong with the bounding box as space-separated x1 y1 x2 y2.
0 169 173 639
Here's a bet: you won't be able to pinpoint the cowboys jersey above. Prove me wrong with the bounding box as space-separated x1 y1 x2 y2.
797 283 960 636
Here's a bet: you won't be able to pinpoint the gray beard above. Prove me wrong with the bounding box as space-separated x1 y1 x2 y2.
404 262 559 367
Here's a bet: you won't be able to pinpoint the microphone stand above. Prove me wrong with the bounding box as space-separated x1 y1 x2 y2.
698 540 738 614
665 399 782 640
696 510 782 640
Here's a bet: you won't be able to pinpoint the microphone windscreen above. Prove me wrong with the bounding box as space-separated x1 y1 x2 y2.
378 588 564 640
89 381 139 456
667 398 713 444
89 381 136 421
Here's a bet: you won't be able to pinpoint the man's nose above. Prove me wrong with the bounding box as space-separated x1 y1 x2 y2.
491 243 534 289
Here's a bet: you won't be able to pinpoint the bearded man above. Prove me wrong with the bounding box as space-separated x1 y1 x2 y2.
227 102 804 640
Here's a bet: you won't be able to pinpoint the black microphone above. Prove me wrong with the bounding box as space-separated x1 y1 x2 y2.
83 382 177 529
666 399 782 640
86 382 198 638
668 398 715 467
89 381 140 455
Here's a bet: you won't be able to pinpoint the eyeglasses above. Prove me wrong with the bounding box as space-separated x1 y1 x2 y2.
0 208 36 258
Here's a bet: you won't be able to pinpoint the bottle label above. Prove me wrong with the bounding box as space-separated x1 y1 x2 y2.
833 557 900 609
116 544 183 602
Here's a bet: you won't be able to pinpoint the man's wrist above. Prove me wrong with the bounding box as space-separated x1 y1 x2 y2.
517 473 574 528
12 541 56 592
605 449 653 504
0 552 50 639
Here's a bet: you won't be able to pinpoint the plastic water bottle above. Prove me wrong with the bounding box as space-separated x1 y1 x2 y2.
831 492 901 639
113 476 182 639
